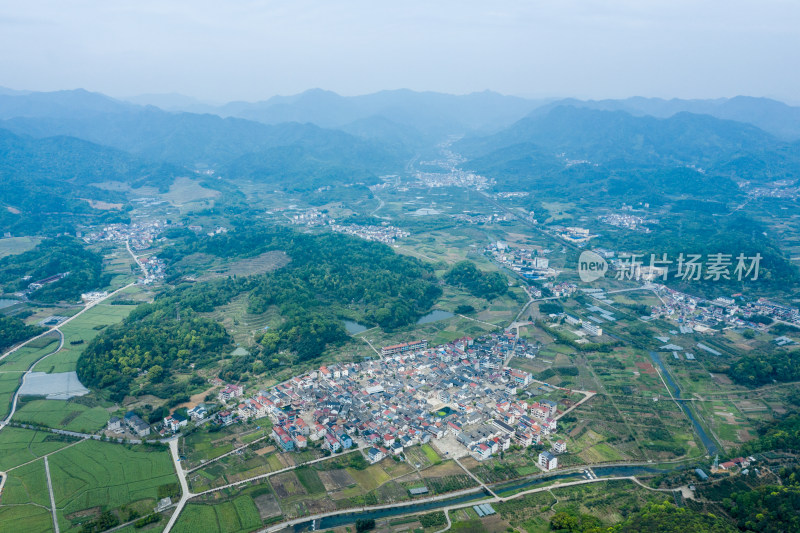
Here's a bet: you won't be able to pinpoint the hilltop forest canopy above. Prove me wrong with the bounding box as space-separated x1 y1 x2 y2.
0 236 108 303
444 260 508 300
78 225 442 400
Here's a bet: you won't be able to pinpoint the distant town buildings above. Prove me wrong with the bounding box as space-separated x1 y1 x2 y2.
485 241 556 280
331 224 409 244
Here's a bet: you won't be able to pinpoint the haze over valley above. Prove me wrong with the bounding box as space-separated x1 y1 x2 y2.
2 2 800 533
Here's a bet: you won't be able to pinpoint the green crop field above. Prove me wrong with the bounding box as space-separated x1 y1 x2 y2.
0 459 51 507
0 335 60 373
0 371 23 420
0 505 53 533
421 444 442 465
33 303 136 374
14 399 109 433
346 464 390 491
48 439 178 518
174 496 262 533
173 504 218 533
0 426 79 470
0 236 41 258
296 466 326 494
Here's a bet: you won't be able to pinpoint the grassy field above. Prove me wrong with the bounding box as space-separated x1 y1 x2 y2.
173 495 263 533
162 177 220 206
49 439 178 524
0 426 79 470
0 458 51 507
0 505 53 533
0 334 60 372
14 399 110 433
0 371 23 420
0 236 41 258
33 303 137 374
182 427 243 468
0 333 62 419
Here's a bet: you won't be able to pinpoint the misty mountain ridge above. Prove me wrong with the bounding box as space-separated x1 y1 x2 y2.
534 95 800 141
459 105 800 197
2 87 800 198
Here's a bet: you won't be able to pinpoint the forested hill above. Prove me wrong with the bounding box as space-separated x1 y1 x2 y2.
0 236 109 303
457 105 797 169
457 105 800 208
77 225 442 402
0 89 408 183
0 127 174 233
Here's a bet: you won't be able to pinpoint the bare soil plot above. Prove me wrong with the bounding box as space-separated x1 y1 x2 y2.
255 445 276 456
419 461 464 478
270 471 307 499
318 469 356 491
254 493 282 520
304 497 337 515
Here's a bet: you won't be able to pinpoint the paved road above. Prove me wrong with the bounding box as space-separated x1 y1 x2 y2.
0 330 64 431
163 438 192 533
0 281 136 434
127 239 148 277
434 509 452 533
44 456 60 533
458 314 502 330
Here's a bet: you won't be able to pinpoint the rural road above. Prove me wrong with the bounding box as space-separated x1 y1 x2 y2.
163 438 193 533
126 239 148 277
44 456 60 533
0 329 64 431
0 280 136 433
434 509 452 533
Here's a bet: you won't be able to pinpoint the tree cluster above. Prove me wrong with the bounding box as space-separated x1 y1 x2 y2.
444 260 507 300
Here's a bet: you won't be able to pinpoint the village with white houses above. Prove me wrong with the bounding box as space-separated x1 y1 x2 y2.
191 333 574 473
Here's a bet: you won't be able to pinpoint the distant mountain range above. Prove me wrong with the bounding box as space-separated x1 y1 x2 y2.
530 96 800 142
118 89 800 141
457 105 800 204
1 86 800 232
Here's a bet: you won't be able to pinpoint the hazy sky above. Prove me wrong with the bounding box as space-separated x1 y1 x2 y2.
1 0 798 103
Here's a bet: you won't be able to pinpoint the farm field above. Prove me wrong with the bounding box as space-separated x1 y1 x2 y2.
48 439 178 530
33 302 137 374
0 334 63 419
13 399 110 433
0 370 23 420
0 458 51 507
183 448 476 526
0 426 79 470
0 334 60 373
181 425 277 470
98 242 137 287
0 236 41 258
173 494 263 533
0 504 53 533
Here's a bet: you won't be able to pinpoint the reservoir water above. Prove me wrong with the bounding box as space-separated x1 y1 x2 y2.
417 310 454 324
343 320 369 334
